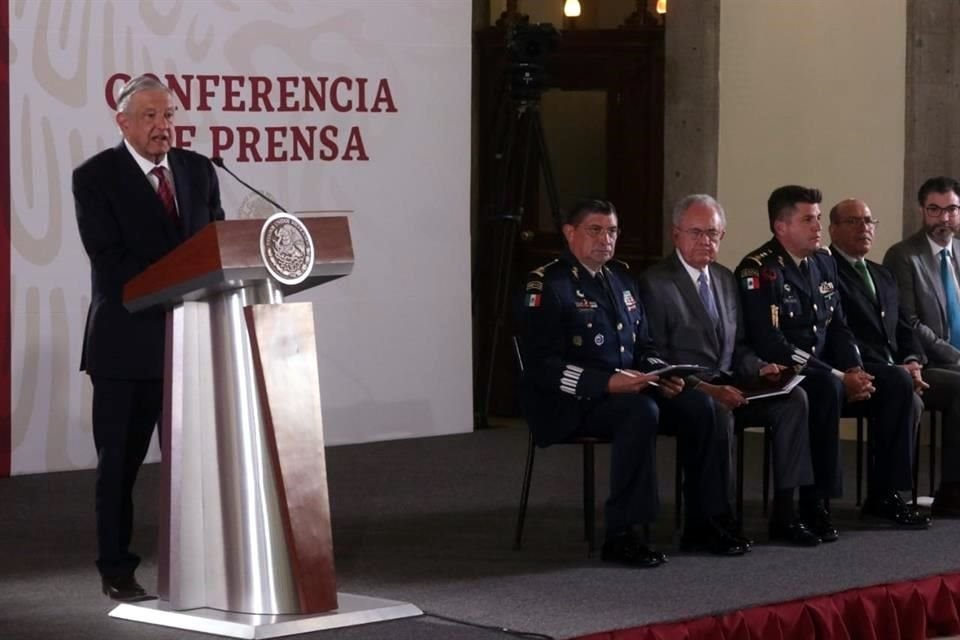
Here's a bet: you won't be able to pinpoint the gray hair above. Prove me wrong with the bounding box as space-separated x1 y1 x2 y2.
116 74 171 113
671 194 727 227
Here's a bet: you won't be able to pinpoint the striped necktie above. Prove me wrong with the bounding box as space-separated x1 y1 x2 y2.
150 166 178 221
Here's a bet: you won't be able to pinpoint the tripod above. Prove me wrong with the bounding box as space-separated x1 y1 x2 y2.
474 70 562 429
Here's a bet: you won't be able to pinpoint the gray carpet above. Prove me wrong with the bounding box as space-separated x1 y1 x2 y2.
1 427 959 639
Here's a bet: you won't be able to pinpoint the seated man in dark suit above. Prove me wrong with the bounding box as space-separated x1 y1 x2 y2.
736 186 926 542
639 194 819 546
518 198 747 567
827 198 930 527
883 176 960 517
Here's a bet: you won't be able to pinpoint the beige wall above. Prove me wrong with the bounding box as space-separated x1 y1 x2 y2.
716 0 906 267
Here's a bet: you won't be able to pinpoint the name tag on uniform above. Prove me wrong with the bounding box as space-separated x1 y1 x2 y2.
623 290 638 311
576 299 598 310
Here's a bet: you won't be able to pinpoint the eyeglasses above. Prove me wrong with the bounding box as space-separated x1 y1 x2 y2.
677 227 724 242
924 205 960 218
581 225 619 239
835 218 880 228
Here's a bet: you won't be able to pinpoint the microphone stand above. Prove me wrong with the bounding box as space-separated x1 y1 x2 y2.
210 156 287 213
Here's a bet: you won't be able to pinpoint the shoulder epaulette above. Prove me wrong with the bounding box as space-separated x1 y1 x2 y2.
743 248 772 266
817 246 832 256
608 258 631 271
529 259 559 278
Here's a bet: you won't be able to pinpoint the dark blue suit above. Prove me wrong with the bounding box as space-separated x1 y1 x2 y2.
73 142 224 578
518 250 730 532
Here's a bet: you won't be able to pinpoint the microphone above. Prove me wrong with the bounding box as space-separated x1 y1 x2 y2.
210 156 287 213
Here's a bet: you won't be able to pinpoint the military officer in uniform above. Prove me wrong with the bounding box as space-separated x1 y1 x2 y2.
519 198 746 567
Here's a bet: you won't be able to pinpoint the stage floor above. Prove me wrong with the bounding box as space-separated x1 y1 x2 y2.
2 427 959 639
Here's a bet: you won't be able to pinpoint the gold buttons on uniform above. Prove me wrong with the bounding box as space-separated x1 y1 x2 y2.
620 346 625 352
813 304 818 311
587 323 593 328
617 322 623 330
813 326 818 333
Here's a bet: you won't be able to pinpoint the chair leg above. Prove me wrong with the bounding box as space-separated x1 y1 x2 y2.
513 432 537 550
583 443 596 554
762 428 771 517
856 417 864 506
674 441 683 533
930 411 938 497
736 428 745 525
913 413 922 506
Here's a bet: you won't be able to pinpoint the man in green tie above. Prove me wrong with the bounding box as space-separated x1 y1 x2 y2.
883 177 960 517
821 198 930 528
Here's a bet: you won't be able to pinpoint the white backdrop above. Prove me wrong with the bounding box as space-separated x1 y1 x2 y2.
9 1 473 475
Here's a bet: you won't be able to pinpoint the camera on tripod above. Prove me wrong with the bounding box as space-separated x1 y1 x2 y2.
507 22 560 101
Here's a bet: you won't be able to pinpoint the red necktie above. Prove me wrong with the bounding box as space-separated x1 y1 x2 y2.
150 166 178 221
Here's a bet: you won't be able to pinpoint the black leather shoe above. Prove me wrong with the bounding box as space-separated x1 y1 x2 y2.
101 574 154 602
679 520 748 556
768 517 821 547
799 502 839 543
714 514 754 549
861 493 931 529
601 533 667 568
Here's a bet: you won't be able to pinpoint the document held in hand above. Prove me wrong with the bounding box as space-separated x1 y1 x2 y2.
739 370 806 401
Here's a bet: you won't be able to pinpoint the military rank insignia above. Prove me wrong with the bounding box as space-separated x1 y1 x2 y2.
526 293 541 307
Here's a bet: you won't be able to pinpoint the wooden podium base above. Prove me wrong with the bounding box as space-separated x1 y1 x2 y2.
109 592 422 638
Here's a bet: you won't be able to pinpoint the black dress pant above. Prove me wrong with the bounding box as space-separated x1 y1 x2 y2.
576 388 729 533
91 376 162 579
799 372 844 499
857 363 919 494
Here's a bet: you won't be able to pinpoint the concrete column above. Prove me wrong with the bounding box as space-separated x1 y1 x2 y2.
662 0 720 250
904 1 960 237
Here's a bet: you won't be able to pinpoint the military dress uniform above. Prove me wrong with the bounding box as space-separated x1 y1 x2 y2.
736 238 918 503
518 249 731 535
736 239 856 500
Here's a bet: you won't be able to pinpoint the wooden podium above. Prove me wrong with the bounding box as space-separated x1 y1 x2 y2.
110 216 420 638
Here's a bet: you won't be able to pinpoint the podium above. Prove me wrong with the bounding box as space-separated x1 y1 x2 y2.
109 215 421 637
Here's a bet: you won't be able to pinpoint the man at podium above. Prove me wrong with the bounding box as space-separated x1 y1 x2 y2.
72 74 225 602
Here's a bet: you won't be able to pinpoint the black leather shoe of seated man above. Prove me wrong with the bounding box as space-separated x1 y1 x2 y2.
861 493 932 529
101 573 155 602
601 532 667 568
768 517 821 547
679 519 748 556
798 501 839 543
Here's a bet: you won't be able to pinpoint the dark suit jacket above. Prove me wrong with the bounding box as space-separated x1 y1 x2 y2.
638 252 763 383
830 247 923 366
73 143 225 379
883 229 960 365
518 250 663 446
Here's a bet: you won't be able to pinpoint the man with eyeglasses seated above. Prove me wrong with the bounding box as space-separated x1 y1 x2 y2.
518 198 747 568
735 185 924 543
827 198 930 528
883 176 960 518
638 194 820 546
